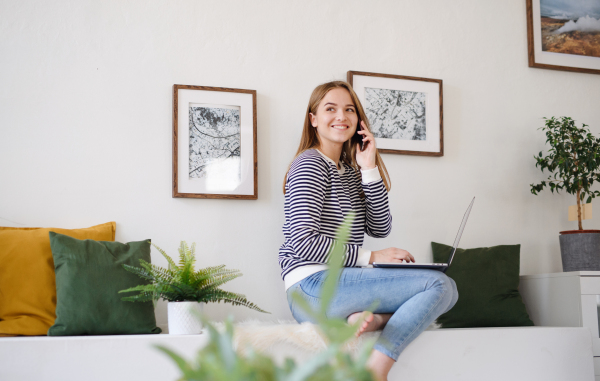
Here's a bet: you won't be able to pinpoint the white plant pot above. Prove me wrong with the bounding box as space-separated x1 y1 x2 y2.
167 301 204 335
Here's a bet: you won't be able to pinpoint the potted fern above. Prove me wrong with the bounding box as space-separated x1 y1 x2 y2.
531 116 600 271
120 241 268 334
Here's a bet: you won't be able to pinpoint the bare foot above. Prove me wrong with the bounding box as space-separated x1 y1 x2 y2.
347 312 391 337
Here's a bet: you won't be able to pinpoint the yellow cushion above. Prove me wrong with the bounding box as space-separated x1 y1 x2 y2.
0 222 116 336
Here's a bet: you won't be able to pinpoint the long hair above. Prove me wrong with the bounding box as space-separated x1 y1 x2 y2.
283 81 391 194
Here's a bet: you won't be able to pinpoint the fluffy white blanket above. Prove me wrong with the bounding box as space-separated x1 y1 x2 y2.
233 320 377 355
221 320 437 363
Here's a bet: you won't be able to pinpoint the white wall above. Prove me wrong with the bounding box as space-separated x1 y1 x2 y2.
1 0 600 327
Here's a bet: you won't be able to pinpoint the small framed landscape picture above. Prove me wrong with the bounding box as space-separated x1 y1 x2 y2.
527 0 600 75
347 71 443 156
173 85 257 199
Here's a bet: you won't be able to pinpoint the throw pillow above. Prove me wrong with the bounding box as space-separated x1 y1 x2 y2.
432 242 534 328
48 232 161 335
0 222 116 336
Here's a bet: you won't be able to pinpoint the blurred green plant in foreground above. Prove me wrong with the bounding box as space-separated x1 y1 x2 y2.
155 213 378 380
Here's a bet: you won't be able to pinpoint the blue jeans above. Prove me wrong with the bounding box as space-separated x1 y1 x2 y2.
286 268 458 361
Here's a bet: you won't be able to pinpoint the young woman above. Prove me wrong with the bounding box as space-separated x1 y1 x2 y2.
279 81 458 381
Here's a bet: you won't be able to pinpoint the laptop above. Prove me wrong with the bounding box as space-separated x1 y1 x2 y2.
372 197 475 273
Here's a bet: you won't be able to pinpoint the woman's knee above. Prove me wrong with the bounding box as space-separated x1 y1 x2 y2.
446 276 459 311
428 272 458 310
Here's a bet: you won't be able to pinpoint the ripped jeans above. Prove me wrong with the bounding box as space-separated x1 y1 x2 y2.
286 268 458 361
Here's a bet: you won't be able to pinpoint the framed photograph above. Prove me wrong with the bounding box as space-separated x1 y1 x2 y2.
527 0 600 75
347 71 443 156
173 85 257 199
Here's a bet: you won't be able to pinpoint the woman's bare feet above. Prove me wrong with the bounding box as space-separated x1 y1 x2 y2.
347 312 392 337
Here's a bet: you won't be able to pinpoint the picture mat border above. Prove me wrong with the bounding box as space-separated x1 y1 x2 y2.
179 91 251 195
173 85 258 199
527 0 600 75
348 71 443 156
354 77 439 152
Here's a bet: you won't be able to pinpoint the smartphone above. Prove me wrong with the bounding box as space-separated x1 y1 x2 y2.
353 119 368 151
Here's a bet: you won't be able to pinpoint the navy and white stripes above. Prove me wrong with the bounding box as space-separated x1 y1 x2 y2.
279 149 392 286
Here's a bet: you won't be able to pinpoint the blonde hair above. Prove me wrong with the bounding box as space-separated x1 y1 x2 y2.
283 81 391 194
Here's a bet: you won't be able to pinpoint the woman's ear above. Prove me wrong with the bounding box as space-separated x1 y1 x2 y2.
309 113 317 127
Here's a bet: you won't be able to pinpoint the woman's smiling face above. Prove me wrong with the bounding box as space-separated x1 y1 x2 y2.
310 88 358 148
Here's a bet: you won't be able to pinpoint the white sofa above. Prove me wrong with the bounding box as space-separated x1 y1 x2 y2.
0 325 594 381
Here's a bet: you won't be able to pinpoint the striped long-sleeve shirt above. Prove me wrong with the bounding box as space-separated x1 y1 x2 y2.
279 149 392 289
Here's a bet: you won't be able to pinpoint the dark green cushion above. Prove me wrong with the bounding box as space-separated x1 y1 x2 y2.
432 242 533 328
48 232 161 336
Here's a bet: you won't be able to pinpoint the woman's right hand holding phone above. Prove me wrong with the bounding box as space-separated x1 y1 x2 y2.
369 248 415 264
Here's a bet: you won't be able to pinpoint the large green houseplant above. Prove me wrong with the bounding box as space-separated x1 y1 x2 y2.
530 116 600 271
120 241 267 334
154 213 379 380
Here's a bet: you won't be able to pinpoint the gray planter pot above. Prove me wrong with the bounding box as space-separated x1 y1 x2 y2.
559 231 600 272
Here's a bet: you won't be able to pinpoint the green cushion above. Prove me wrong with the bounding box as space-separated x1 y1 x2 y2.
432 242 533 328
48 232 161 336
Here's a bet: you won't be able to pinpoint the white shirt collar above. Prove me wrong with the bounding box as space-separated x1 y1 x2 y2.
315 149 345 175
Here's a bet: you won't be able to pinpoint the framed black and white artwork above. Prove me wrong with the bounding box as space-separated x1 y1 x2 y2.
173 85 257 199
527 0 600 75
348 71 443 156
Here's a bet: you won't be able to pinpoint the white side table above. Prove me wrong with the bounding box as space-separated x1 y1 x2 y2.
520 271 600 380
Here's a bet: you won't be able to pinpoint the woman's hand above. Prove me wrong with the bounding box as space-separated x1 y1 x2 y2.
355 121 377 170
369 248 415 264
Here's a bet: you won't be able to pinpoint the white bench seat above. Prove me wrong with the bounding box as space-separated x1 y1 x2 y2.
0 326 594 381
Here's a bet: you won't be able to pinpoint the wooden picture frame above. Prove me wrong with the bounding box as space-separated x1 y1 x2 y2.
173 84 257 199
347 71 443 156
526 0 600 75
